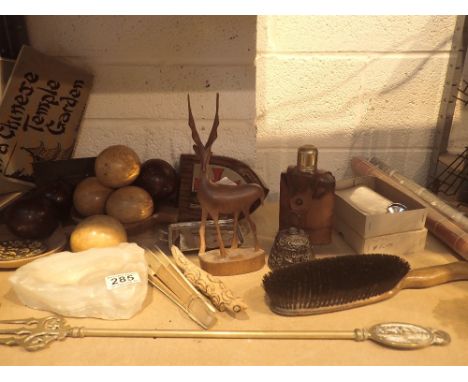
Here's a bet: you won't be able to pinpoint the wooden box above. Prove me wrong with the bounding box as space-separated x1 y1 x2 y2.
335 176 427 238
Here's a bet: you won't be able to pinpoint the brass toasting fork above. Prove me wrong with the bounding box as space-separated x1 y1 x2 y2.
0 315 450 352
0 316 70 351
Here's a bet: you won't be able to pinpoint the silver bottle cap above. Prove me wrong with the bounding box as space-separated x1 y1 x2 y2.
297 145 318 173
386 202 408 214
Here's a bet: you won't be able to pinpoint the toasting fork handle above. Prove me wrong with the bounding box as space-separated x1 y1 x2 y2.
401 261 468 289
0 315 450 351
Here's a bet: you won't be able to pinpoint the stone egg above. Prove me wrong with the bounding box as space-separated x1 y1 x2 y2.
70 215 127 252
95 145 141 188
106 186 154 224
73 177 113 217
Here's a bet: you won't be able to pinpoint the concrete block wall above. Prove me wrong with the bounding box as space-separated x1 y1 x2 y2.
25 16 458 198
25 16 257 167
256 16 457 196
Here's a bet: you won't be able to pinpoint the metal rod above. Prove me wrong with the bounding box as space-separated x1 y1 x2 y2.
428 15 468 183
0 328 23 334
0 316 450 351
82 328 358 341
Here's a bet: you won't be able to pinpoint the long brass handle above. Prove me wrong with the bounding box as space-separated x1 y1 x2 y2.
0 315 450 351
81 328 357 340
401 262 468 289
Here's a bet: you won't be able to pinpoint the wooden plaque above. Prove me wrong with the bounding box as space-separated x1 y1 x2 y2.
0 46 93 184
177 154 269 222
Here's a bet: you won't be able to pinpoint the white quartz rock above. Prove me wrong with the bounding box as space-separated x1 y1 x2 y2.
9 243 148 320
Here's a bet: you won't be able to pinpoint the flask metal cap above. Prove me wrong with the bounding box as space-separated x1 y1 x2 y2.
297 145 318 173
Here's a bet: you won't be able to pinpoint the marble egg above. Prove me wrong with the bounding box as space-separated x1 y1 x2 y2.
73 177 113 217
70 214 127 252
105 186 154 224
95 145 141 188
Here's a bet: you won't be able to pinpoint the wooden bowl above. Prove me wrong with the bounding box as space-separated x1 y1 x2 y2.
0 225 67 269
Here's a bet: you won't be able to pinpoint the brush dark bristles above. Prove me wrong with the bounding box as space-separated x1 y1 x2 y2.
263 254 410 314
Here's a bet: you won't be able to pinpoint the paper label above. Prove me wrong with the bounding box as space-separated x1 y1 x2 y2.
105 272 141 290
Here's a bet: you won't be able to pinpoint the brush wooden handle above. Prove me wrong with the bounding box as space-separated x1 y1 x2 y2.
402 262 468 289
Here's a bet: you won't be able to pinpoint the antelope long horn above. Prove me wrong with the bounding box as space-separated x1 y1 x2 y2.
205 92 219 149
187 93 204 150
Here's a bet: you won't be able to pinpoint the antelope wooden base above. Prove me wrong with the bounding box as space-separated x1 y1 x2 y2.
199 247 265 276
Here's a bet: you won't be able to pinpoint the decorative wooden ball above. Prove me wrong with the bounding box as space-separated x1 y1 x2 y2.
135 159 178 200
95 145 141 188
105 186 154 224
5 196 59 239
73 177 113 217
70 215 127 252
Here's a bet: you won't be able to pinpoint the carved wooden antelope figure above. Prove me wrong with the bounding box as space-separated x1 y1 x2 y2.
187 93 265 257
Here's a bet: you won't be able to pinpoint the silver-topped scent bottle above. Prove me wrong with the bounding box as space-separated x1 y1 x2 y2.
279 145 336 245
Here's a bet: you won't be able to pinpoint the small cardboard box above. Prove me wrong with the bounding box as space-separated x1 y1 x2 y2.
335 218 427 255
335 176 427 238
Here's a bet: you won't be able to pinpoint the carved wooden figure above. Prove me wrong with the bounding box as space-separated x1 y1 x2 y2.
187 93 265 275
